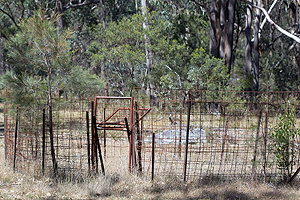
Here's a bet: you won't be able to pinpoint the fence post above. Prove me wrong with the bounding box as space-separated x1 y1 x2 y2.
183 98 192 182
151 131 155 181
49 105 58 179
93 115 105 175
135 102 142 174
263 110 268 183
13 106 18 172
103 108 106 158
4 105 7 160
42 109 46 175
252 110 262 180
86 111 91 175
91 101 96 174
124 117 132 172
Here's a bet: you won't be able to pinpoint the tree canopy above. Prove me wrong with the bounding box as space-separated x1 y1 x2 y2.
1 0 300 99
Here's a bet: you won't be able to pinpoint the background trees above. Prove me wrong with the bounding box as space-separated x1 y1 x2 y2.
1 0 300 95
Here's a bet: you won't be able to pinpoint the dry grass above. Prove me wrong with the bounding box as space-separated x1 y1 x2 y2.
1 134 300 200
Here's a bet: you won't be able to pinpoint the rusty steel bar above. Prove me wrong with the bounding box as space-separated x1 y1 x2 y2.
98 107 131 125
183 99 192 182
95 96 133 100
13 106 18 172
86 111 91 175
42 109 46 175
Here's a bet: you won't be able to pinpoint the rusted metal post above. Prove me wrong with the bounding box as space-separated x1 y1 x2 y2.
13 107 19 171
183 99 192 182
93 115 105 175
42 109 46 175
151 131 155 181
86 111 91 175
251 110 262 180
135 102 142 173
130 98 136 169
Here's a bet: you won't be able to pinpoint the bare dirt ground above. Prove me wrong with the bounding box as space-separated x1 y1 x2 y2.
1 134 300 200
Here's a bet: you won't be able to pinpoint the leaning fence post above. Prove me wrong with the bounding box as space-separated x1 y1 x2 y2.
183 98 192 182
93 115 105 175
13 106 19 172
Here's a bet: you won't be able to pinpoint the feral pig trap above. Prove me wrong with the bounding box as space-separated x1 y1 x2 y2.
4 90 300 183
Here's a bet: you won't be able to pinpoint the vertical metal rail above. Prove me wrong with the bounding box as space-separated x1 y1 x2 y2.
42 109 46 175
13 106 18 171
183 99 192 182
86 111 91 175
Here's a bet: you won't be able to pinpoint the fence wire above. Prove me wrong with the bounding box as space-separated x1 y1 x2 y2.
4 90 300 182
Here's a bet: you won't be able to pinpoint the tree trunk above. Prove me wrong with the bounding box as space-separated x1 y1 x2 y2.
0 37 4 74
253 0 261 91
56 0 64 36
245 3 252 77
210 0 221 58
100 0 108 96
225 0 236 74
141 0 154 96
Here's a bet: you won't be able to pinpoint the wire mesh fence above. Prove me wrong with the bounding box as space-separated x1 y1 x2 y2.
4 90 300 182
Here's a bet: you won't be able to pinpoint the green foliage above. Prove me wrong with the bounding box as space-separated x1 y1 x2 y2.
270 105 300 179
186 48 229 90
2 8 103 107
66 66 103 99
